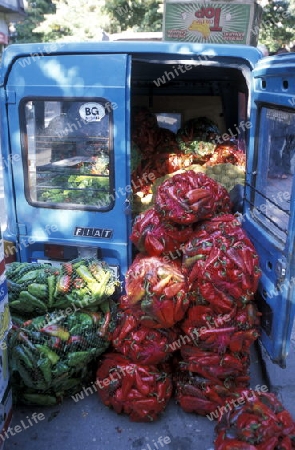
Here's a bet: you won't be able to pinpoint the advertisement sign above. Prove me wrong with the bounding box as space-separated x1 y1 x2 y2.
163 0 262 45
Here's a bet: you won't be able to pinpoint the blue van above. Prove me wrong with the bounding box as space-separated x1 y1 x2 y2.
0 41 295 366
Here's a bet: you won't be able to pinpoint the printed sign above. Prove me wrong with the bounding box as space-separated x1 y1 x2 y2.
163 0 262 45
79 102 106 122
74 227 113 239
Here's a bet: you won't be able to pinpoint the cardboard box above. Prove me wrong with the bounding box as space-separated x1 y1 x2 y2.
163 0 262 46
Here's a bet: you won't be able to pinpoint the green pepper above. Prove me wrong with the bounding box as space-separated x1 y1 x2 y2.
67 350 95 367
16 269 42 284
47 274 57 307
13 345 35 369
40 325 70 341
37 357 52 384
35 344 60 364
52 361 70 377
18 291 48 313
28 283 48 299
74 312 94 326
76 265 97 284
22 392 58 406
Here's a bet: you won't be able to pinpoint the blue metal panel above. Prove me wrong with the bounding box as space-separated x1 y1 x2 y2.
2 53 132 278
243 53 295 366
0 41 262 85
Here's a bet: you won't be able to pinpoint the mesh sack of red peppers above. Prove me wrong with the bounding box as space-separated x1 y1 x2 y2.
96 169 293 436
214 390 295 449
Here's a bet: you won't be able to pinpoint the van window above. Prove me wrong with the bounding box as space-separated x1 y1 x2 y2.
21 100 113 210
252 107 295 244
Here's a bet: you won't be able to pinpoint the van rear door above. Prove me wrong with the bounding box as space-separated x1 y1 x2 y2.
243 53 295 366
2 49 132 278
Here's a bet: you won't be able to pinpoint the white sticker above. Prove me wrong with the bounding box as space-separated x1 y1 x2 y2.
79 102 106 123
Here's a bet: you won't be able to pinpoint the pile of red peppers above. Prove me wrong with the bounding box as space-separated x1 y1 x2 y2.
96 168 295 445
214 390 295 449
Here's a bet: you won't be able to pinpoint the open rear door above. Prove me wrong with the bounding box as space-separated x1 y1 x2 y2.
243 53 295 366
2 49 132 278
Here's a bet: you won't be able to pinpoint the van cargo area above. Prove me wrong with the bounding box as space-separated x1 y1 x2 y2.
1 42 295 450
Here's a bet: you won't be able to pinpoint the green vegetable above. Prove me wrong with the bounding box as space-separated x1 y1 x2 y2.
16 268 42 284
28 283 48 299
35 344 60 364
67 351 95 367
47 274 56 307
18 291 48 313
37 357 52 384
22 393 58 406
76 265 96 284
13 345 34 369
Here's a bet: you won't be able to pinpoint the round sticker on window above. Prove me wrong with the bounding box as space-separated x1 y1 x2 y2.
79 103 106 122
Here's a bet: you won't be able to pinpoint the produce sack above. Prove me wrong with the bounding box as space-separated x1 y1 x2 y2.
180 302 260 354
155 170 231 225
174 371 249 416
111 310 177 365
214 390 295 449
179 346 250 384
96 352 173 422
176 117 220 164
124 254 190 328
182 214 261 301
9 304 117 404
130 208 194 256
7 258 120 314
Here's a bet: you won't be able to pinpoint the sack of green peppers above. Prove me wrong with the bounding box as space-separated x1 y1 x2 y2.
7 257 121 316
8 302 117 405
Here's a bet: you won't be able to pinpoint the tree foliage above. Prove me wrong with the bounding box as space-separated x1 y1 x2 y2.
33 0 109 42
14 0 56 43
103 0 163 34
258 0 295 52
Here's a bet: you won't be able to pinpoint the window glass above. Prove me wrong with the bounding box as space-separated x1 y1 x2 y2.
252 107 295 244
23 100 113 209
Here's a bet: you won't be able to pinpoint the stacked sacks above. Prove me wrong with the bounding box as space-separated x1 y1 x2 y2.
7 258 120 405
175 214 261 415
95 255 183 421
129 170 261 417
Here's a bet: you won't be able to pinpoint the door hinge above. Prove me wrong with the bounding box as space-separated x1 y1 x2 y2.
275 257 287 285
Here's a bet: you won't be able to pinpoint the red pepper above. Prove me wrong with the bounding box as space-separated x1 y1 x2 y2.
62 262 73 276
113 314 137 343
277 409 295 434
98 311 111 337
144 233 165 256
256 436 279 450
56 274 71 294
179 395 217 414
40 324 70 340
278 436 293 450
121 370 135 400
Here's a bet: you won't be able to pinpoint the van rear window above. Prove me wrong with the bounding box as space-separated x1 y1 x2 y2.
252 107 295 244
21 99 114 210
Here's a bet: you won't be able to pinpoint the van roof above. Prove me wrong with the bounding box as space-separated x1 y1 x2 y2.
1 40 263 72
